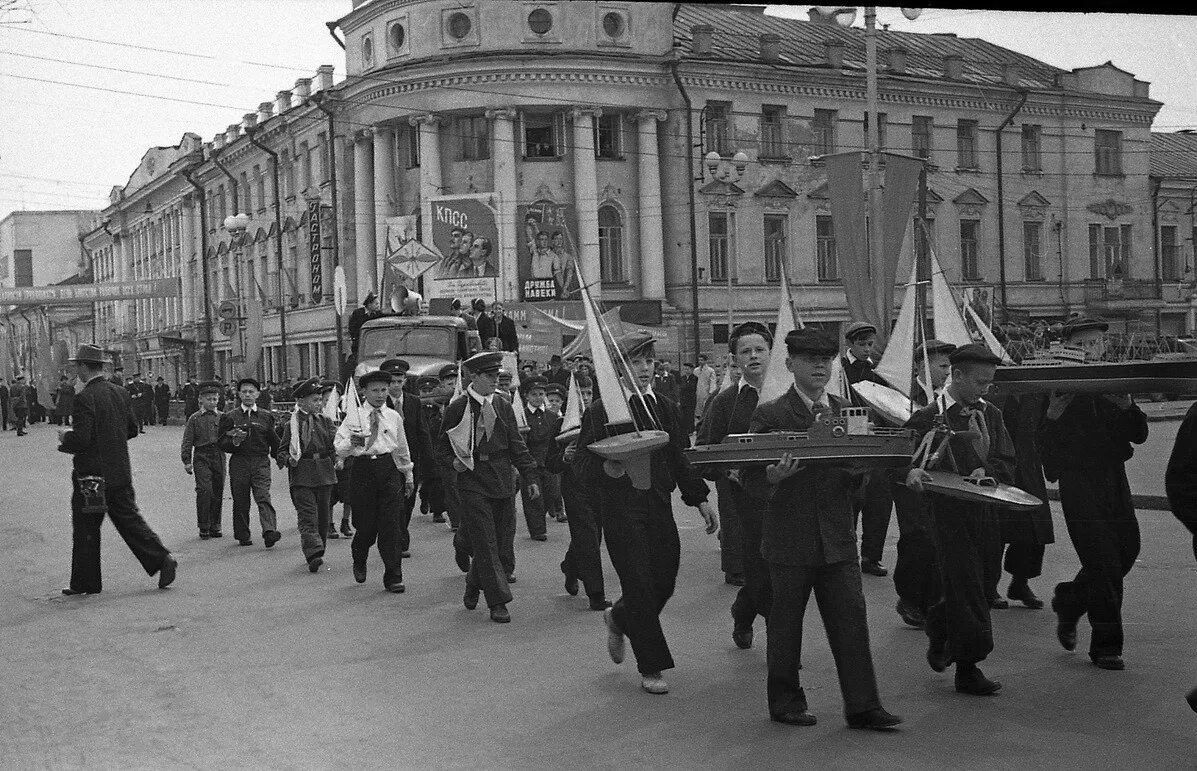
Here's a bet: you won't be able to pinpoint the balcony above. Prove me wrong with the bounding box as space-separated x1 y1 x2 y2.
1083 279 1167 311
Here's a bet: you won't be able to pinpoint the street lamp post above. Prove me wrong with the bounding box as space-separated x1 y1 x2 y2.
224 213 251 377
703 149 749 353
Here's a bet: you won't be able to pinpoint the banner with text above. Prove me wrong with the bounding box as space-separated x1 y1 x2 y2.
517 199 581 303
0 278 180 305
426 195 500 304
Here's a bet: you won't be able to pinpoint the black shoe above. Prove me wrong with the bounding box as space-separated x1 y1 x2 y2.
725 572 745 586
861 559 888 577
353 564 367 584
209 531 222 538
158 556 177 589
308 557 323 573
463 585 480 610
531 534 547 542
401 550 411 558
588 596 612 611
1090 654 1125 671
1007 580 1044 609
506 573 517 584
846 708 903 730
732 626 754 650
988 596 1009 610
199 532 211 540
896 598 925 628
340 519 354 537
1051 593 1078 651
771 710 817 726
327 528 340 539
454 544 471 573
955 665 1002 696
61 587 99 596
263 530 281 548
927 639 951 673
237 539 253 546
490 604 511 623
564 574 579 596
385 582 406 594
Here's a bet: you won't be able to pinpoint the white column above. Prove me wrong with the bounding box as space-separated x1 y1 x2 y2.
372 126 396 297
572 107 602 300
116 231 129 337
487 107 519 302
180 206 196 325
353 130 376 301
636 110 668 300
410 113 443 294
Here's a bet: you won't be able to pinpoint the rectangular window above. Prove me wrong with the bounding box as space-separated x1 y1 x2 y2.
239 171 251 213
1089 224 1103 278
217 185 227 223
704 101 731 156
316 132 329 183
912 115 933 160
960 219 981 280
459 116 490 161
280 150 294 198
1023 220 1043 281
598 206 625 283
760 105 787 158
708 212 734 282
13 249 33 287
1095 129 1123 175
957 119 979 169
813 109 837 156
523 113 563 158
405 124 420 169
1119 223 1132 278
1021 124 1042 172
595 113 622 159
816 215 839 281
1088 224 1132 279
764 213 787 283
254 165 266 212
298 141 312 191
1162 225 1179 281
862 112 887 152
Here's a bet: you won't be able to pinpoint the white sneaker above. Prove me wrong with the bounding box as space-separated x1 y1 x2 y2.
603 607 625 664
640 673 669 695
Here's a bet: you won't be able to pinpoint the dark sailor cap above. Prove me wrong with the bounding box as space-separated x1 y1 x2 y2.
843 321 877 341
949 343 1003 366
785 328 839 356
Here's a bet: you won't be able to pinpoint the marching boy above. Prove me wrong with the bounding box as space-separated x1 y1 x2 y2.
277 378 339 573
181 380 226 539
218 377 282 547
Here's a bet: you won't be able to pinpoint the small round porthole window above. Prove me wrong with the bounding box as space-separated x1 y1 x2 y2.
389 23 406 51
448 11 472 40
528 8 553 35
602 11 625 38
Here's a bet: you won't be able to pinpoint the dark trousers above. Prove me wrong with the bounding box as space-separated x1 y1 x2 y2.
350 455 405 587
292 485 332 562
926 501 995 665
543 470 563 517
156 401 170 425
602 489 680 675
851 470 893 564
14 408 27 435
717 478 744 576
193 449 225 534
520 466 548 537
229 454 277 541
767 560 882 717
730 483 772 629
982 539 1046 599
69 479 170 593
462 490 516 608
892 483 939 612
561 475 605 599
1054 467 1140 657
443 477 462 529
1 401 8 429
397 482 418 553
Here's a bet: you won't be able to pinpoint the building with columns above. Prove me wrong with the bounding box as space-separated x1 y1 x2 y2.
84 2 1190 377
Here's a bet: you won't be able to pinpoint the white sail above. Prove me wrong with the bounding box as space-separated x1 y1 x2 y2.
965 303 1014 363
446 404 475 471
759 268 802 403
827 350 849 400
578 260 632 425
340 376 363 432
559 371 584 437
929 249 975 348
502 351 529 430
453 361 464 400
321 384 340 422
875 262 919 397
718 352 734 392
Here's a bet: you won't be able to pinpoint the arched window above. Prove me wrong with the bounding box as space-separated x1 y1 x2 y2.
598 205 625 283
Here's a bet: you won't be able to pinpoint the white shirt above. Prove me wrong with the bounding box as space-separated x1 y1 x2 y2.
240 404 258 415
793 385 829 414
334 403 414 474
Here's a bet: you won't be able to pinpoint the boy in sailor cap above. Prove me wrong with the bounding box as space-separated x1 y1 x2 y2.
278 378 339 573
218 377 282 547
181 380 227 539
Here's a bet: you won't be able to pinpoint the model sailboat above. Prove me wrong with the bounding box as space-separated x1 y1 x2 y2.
575 258 669 490
556 371 584 443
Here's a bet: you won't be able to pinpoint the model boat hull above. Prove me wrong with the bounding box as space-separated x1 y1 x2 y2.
914 469 1043 510
590 430 670 490
684 430 916 469
994 359 1197 394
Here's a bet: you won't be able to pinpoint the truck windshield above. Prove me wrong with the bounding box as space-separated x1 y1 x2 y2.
360 326 456 360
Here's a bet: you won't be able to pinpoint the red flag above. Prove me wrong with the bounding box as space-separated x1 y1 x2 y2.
824 152 874 329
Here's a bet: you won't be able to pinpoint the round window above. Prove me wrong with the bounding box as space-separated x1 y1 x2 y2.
389 23 406 51
448 11 472 40
602 11 625 38
528 8 553 35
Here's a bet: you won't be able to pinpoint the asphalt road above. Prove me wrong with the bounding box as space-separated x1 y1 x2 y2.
2 421 1195 769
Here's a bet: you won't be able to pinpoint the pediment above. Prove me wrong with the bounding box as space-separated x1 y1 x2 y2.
1018 190 1051 208
699 180 744 196
953 188 989 206
754 179 798 199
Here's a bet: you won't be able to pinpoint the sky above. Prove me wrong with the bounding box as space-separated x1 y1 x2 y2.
0 2 1194 224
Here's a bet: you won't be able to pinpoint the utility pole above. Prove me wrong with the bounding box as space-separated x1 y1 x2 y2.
865 6 885 342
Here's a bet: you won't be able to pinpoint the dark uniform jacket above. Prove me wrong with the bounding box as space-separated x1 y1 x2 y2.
387 391 431 481
180 382 199 415
181 408 223 464
58 376 139 487
153 383 171 408
1038 394 1147 479
10 383 30 413
436 390 537 499
748 388 861 567
547 368 571 390
54 381 75 418
1165 402 1197 550
696 381 760 482
993 392 1054 544
217 406 282 457
523 405 561 467
653 371 681 404
841 353 882 408
276 410 338 487
421 400 447 482
573 391 709 506
905 397 1015 483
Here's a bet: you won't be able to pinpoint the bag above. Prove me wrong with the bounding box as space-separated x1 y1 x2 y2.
76 475 108 515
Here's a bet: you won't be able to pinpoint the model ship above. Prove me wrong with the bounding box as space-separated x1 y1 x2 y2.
993 345 1197 395
684 407 916 469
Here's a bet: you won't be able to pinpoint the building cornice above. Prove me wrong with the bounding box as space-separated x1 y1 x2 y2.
351 67 673 108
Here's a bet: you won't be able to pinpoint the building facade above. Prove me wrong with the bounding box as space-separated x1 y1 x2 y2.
82 2 1190 376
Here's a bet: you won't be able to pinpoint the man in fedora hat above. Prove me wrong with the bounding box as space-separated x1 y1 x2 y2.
59 344 176 595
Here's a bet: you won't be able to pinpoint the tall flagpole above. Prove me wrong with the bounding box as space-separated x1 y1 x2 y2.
865 6 884 340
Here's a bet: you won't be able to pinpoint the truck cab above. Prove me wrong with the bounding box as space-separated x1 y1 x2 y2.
352 315 481 381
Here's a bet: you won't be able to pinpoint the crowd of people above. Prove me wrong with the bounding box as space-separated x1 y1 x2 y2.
47 306 1197 728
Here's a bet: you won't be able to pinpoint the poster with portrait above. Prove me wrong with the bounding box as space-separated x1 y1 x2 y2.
962 286 995 332
518 199 581 303
426 194 500 303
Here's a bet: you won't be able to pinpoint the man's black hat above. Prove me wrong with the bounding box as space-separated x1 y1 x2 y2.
844 321 877 342
544 382 565 398
380 358 410 375
916 339 957 360
521 375 548 394
198 380 222 395
785 328 839 356
463 351 503 375
949 343 1003 367
358 369 393 389
438 364 459 379
729 321 774 352
292 377 325 400
236 377 261 391
416 375 440 390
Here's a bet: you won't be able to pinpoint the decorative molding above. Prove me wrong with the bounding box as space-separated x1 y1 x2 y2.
1018 190 1051 208
1087 198 1134 220
634 109 668 123
952 187 989 219
485 107 518 121
754 179 798 199
571 106 603 121
534 182 555 201
600 183 620 201
359 70 672 105
408 113 442 127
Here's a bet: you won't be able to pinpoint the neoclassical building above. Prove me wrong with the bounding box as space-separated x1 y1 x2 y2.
85 2 1184 380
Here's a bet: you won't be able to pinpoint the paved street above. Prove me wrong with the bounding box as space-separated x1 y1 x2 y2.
1 420 1194 769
